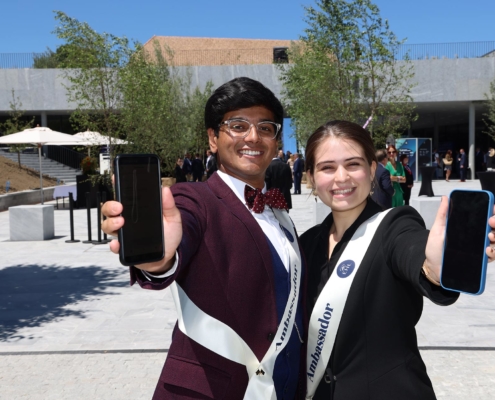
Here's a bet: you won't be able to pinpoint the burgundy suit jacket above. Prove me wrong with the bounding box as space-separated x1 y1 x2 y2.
130 173 307 399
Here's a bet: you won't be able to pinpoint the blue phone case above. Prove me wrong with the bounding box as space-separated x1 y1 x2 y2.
440 189 494 295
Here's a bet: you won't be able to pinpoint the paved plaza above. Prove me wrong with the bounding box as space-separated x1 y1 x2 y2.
0 179 494 399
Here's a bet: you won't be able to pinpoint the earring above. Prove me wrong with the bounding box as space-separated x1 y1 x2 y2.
311 187 318 197
370 180 376 196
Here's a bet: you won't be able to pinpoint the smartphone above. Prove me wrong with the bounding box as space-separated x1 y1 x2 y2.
114 154 164 266
441 189 494 295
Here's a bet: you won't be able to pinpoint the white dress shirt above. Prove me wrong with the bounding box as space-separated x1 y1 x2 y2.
143 171 291 279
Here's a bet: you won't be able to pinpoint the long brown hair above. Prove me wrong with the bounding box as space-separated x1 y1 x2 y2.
305 120 377 176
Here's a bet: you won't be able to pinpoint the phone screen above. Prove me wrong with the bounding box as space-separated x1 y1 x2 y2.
116 155 164 265
442 190 490 294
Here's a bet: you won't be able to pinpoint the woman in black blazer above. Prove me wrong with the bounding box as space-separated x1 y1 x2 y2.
301 120 495 399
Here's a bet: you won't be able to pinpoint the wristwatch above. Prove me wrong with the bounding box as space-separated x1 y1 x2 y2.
421 261 441 286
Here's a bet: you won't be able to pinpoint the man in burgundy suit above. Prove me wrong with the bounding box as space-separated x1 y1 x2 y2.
102 78 305 399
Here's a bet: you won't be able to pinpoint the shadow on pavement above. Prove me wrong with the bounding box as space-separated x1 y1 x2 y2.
0 264 127 342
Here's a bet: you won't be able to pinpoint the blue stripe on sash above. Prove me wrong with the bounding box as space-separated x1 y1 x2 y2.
266 237 304 399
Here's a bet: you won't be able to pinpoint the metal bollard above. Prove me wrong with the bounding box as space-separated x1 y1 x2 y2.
82 192 93 244
101 191 110 243
92 192 105 245
65 192 80 243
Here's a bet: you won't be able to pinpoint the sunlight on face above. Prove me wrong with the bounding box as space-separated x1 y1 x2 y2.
309 137 376 215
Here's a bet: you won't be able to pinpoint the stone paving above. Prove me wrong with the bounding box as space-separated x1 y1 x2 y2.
0 179 494 399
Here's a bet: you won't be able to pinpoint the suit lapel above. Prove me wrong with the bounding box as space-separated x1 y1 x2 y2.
207 173 276 297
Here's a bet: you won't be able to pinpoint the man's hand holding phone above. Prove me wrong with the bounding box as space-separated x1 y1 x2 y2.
102 184 182 275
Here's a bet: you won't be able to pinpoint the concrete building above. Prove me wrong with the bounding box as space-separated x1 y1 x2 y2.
1 39 495 176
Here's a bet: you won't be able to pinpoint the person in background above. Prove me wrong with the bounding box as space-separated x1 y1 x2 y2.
265 154 293 209
433 148 442 179
191 153 205 182
205 149 217 179
486 148 495 171
278 149 286 162
385 144 405 207
293 152 303 195
370 149 394 210
286 150 292 164
458 148 468 182
287 153 295 174
443 150 453 181
182 152 192 182
174 158 187 183
475 147 485 174
400 154 414 206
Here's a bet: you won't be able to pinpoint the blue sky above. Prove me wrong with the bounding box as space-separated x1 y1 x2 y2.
1 0 494 53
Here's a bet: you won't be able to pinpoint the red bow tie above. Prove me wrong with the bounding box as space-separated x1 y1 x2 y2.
244 186 289 213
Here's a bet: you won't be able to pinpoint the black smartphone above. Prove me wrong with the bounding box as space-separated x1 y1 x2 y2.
114 154 164 266
441 189 494 295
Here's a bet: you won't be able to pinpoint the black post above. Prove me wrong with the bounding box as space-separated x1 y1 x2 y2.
65 192 80 243
92 192 105 245
82 192 92 244
101 191 110 243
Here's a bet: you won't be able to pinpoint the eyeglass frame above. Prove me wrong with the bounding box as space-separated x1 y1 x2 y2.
218 118 281 140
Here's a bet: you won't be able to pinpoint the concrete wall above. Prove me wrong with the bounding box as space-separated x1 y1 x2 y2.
0 187 56 211
409 58 495 103
0 69 76 112
1 58 495 114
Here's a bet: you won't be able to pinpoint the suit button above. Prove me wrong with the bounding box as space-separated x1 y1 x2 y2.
267 333 275 342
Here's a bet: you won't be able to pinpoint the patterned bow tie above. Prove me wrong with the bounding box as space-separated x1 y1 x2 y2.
244 186 289 213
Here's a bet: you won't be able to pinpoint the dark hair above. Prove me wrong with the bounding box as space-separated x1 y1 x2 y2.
204 77 284 137
399 153 409 163
305 120 377 176
195 153 200 157
376 149 387 163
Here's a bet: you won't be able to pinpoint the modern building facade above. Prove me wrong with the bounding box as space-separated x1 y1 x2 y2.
1 39 495 176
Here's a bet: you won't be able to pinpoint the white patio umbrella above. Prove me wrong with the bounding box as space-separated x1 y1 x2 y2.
46 130 128 156
47 130 127 146
0 126 85 204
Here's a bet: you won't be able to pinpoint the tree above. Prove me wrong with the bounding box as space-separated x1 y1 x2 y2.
484 79 495 141
33 44 88 68
53 13 213 177
0 90 35 168
280 0 416 148
33 48 59 68
118 41 214 176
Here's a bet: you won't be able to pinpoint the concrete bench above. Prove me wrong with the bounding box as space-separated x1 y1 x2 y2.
9 205 55 241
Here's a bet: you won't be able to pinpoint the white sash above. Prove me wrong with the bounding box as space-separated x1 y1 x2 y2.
170 208 302 400
305 209 392 398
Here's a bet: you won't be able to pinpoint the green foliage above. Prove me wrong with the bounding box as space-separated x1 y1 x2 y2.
33 44 89 68
33 48 59 68
0 90 35 168
53 12 213 177
280 0 416 148
484 80 495 141
118 41 214 176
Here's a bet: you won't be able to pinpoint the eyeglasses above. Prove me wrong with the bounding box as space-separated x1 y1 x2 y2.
387 151 397 154
219 118 281 140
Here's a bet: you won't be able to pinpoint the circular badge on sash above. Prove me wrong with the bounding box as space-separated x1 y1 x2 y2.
336 260 355 278
279 223 294 242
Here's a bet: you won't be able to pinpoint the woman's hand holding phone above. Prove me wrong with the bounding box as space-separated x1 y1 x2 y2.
101 185 183 275
425 194 495 293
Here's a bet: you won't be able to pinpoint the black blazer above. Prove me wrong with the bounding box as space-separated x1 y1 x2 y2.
371 163 394 210
265 158 293 209
301 200 459 400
